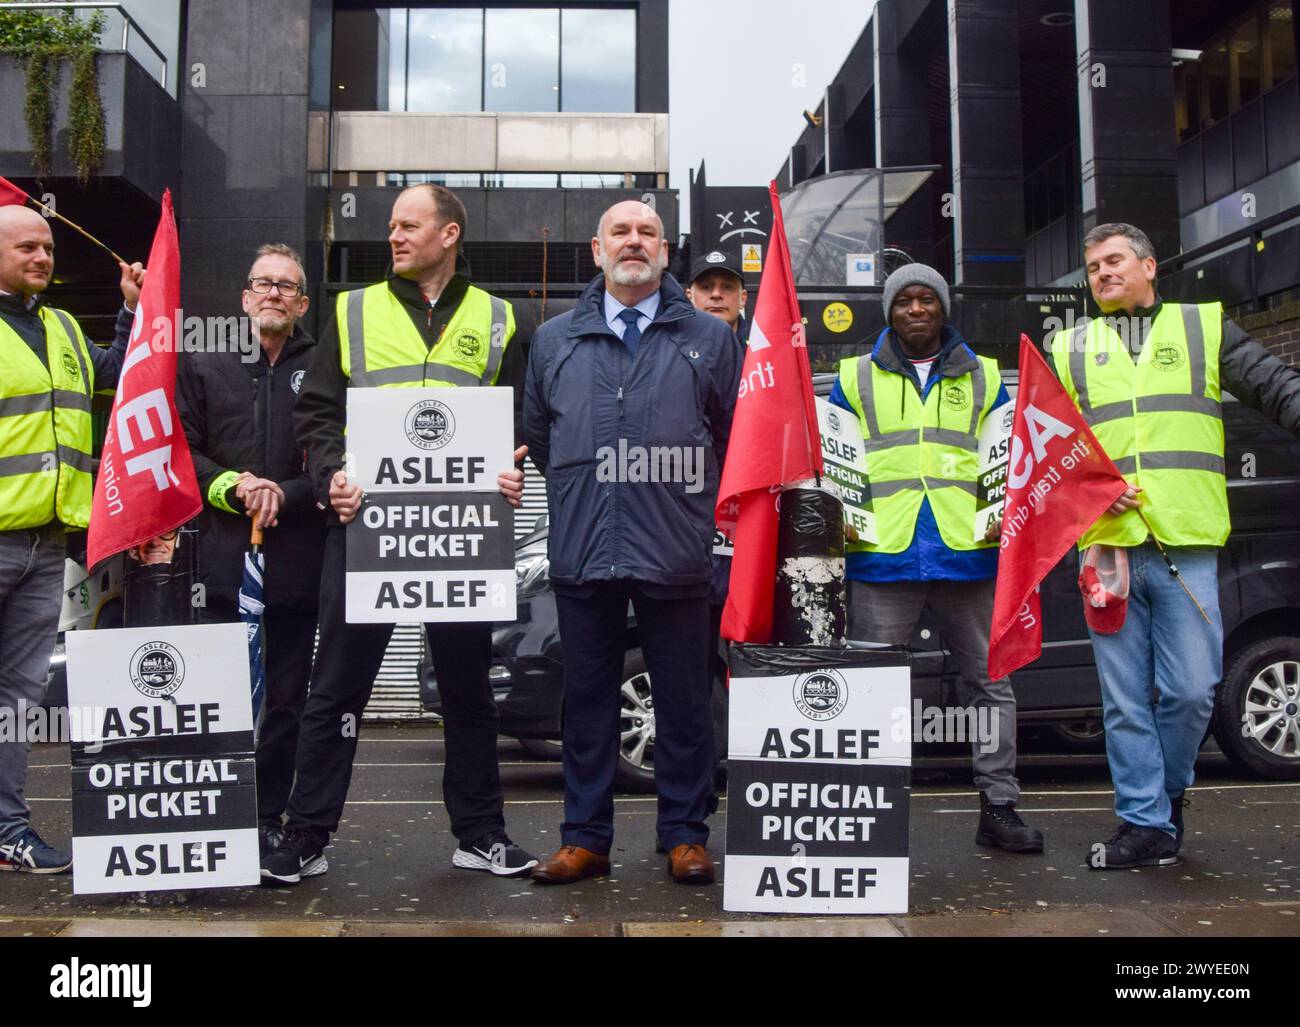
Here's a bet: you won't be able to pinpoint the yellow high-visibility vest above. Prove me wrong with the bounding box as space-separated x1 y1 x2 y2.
336 281 515 387
837 349 1002 554
1051 302 1228 548
0 306 95 530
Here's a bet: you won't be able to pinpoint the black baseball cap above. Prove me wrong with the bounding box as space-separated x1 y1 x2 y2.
687 250 745 287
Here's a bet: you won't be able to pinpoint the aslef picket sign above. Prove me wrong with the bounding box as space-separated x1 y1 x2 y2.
724 645 912 915
345 387 516 624
66 623 260 894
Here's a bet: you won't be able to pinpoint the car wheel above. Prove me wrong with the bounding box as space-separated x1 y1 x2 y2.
615 651 657 793
1212 636 1300 781
1043 717 1106 753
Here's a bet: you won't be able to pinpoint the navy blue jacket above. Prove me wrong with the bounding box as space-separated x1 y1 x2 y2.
524 273 743 588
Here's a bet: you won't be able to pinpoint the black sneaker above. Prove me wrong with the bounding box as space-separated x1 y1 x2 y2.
259 830 328 886
259 823 286 859
0 828 71 874
975 794 1045 853
1169 793 1186 850
1087 821 1178 870
452 832 539 877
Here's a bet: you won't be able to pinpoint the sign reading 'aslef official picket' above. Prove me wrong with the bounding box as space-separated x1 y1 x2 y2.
346 388 516 624
974 398 1016 543
724 646 911 915
66 623 259 894
816 397 877 545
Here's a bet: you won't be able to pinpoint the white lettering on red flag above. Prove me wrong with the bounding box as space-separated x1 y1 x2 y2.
87 190 201 568
988 334 1129 680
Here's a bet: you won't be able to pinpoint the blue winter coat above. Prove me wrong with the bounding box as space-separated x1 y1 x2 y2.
524 273 743 587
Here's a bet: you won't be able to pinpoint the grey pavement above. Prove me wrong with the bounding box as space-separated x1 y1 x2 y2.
3 724 1298 937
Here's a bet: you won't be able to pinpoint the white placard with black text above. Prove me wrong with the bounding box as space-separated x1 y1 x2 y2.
66 623 259 895
724 651 911 915
345 388 516 623
975 398 1015 542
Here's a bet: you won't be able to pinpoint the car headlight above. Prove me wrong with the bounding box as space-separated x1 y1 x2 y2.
515 541 550 596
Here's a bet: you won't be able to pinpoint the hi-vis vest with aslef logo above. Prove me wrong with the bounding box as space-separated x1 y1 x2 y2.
837 351 1002 554
0 306 96 530
336 281 514 388
1051 303 1228 549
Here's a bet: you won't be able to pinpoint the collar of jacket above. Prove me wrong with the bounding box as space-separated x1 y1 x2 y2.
387 270 470 313
567 272 697 338
871 323 978 382
0 290 42 320
242 322 316 376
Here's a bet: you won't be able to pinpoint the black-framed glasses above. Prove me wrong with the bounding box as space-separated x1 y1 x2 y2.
247 278 303 297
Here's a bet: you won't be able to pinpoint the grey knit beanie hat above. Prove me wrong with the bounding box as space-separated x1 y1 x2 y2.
882 263 951 320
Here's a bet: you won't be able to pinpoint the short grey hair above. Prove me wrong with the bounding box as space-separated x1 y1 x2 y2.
250 242 307 289
1083 223 1156 263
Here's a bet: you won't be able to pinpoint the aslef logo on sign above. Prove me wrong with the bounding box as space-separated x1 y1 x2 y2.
827 409 842 433
404 399 456 451
792 670 849 721
129 642 185 699
1001 408 1015 432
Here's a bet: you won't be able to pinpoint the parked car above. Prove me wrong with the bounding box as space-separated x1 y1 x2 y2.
421 384 1300 788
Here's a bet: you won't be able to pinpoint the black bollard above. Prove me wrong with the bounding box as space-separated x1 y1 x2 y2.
772 486 847 647
122 525 200 628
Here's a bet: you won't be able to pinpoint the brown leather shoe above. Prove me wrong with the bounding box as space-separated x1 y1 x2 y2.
530 845 610 885
667 844 715 885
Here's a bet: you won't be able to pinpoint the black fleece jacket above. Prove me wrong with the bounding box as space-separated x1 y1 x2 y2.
176 325 325 611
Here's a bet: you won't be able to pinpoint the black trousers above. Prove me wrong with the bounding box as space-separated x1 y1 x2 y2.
201 596 316 827
555 583 713 854
284 526 504 847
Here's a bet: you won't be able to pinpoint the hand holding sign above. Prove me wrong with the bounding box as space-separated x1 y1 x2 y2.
497 445 528 508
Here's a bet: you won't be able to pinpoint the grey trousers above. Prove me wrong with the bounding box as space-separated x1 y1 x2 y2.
848 578 1020 804
0 525 65 843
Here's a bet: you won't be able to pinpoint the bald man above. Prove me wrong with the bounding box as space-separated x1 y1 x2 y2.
524 200 742 885
0 205 141 873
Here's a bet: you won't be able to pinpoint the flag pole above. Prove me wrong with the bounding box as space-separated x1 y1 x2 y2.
1137 511 1213 625
32 198 129 266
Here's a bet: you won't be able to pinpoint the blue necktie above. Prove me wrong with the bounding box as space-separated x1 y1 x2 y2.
617 308 642 356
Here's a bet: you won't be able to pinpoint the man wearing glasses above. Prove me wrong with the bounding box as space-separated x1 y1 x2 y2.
176 243 326 858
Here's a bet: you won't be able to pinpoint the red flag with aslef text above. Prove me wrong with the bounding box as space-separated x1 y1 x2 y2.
87 190 201 568
988 334 1129 679
715 182 823 644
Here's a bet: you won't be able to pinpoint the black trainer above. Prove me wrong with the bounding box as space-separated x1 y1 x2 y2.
975 793 1044 853
259 830 328 886
452 832 539 877
1087 821 1178 870
259 823 286 859
1169 793 1186 850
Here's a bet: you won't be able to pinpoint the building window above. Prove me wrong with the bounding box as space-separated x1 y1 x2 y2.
561 8 636 112
1175 1 1296 140
343 6 636 115
405 8 484 113
485 8 559 112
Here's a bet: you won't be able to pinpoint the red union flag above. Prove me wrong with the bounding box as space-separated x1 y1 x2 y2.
715 182 823 644
988 335 1130 679
87 190 201 568
0 176 31 208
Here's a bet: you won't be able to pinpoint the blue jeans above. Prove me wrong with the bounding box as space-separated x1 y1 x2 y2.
1088 543 1222 836
0 526 65 843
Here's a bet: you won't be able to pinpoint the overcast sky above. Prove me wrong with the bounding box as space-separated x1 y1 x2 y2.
669 0 876 228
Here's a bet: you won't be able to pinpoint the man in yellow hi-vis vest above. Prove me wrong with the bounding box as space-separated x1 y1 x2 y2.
832 263 1044 855
271 185 537 885
0 205 141 873
1055 223 1300 871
